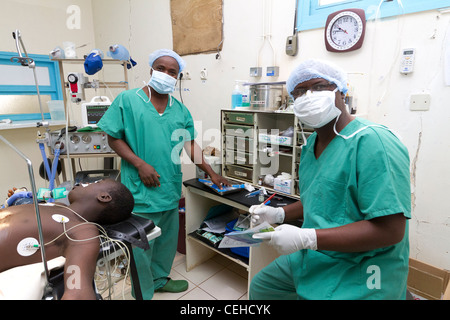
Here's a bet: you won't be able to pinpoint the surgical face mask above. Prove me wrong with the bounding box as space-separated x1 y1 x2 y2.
293 88 341 129
148 69 177 94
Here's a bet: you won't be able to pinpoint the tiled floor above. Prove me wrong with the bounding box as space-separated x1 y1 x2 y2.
101 251 249 300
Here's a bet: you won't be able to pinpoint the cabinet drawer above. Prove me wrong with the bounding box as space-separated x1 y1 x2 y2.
225 135 253 153
225 149 254 167
224 164 253 182
224 124 254 138
224 112 254 125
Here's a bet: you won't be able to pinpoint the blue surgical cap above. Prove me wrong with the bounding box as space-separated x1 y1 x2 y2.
286 59 348 97
148 49 185 74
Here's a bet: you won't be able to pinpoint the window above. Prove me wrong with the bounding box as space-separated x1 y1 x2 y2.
297 0 450 31
0 51 63 121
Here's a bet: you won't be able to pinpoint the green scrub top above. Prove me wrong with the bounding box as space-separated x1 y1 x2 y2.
293 117 411 299
97 88 197 213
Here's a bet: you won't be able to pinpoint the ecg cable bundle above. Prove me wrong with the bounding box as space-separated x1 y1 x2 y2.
39 203 132 300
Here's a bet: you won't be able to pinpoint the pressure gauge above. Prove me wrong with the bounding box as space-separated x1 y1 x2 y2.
68 73 78 83
325 8 366 53
82 134 92 144
67 72 86 103
70 135 80 144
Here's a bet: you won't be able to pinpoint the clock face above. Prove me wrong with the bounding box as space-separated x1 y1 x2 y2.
68 74 78 83
325 9 366 52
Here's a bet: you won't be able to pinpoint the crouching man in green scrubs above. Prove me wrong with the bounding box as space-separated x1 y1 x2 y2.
249 59 411 300
98 49 229 299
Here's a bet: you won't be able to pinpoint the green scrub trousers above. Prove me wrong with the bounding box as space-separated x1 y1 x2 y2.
250 118 411 300
132 208 179 298
98 88 196 299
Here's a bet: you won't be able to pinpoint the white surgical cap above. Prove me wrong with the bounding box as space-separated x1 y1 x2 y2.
148 49 186 74
286 59 348 97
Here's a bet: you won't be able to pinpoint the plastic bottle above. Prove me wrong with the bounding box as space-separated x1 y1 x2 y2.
258 189 265 202
231 81 243 109
241 83 250 107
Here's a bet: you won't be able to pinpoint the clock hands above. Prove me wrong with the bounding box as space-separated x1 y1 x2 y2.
336 25 348 34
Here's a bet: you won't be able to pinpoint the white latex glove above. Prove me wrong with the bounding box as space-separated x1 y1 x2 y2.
249 205 285 225
253 224 317 255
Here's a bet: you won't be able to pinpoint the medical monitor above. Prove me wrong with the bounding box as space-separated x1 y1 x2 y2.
81 96 111 128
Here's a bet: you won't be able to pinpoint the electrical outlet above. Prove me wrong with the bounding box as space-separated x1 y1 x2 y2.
200 68 207 80
410 93 431 111
250 67 262 77
181 71 191 80
266 66 279 77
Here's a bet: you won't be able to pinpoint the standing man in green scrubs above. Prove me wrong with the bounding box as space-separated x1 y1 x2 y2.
98 49 229 299
249 59 411 300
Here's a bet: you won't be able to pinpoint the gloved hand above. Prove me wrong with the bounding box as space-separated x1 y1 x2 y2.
249 205 285 225
253 224 317 255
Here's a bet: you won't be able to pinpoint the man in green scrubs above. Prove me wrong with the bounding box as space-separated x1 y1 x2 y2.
98 49 229 299
249 59 411 300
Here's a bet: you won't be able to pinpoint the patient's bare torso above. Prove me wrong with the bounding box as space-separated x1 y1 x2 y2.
0 204 91 272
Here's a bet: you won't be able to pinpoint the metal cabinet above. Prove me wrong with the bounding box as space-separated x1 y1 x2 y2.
221 109 313 197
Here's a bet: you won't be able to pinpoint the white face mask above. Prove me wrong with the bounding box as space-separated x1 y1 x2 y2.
293 88 341 129
148 69 177 94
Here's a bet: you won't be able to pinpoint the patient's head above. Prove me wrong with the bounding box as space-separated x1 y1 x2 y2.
68 179 134 225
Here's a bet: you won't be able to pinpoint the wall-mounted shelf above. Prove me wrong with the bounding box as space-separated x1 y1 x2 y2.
48 58 129 179
51 58 129 107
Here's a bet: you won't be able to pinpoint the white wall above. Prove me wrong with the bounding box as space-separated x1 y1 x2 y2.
1 0 449 270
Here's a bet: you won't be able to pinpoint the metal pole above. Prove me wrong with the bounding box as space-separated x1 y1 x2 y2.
30 65 46 123
11 30 46 124
0 135 50 283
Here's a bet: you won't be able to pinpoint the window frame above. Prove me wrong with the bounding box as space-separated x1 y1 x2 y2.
0 51 63 121
297 0 450 31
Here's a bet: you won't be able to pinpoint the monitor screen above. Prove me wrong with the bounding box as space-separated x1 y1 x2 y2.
86 104 109 125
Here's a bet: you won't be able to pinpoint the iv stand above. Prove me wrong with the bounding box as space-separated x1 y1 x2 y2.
8 29 53 297
11 29 48 129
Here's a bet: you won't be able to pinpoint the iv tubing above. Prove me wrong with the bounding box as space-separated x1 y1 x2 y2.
49 147 60 191
38 142 60 203
39 143 52 184
257 0 276 68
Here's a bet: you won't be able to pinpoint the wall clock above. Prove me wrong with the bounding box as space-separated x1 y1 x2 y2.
325 8 366 53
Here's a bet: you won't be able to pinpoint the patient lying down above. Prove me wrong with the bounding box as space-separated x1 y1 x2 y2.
0 179 134 300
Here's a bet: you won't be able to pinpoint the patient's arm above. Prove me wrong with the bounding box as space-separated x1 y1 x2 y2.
61 224 100 300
